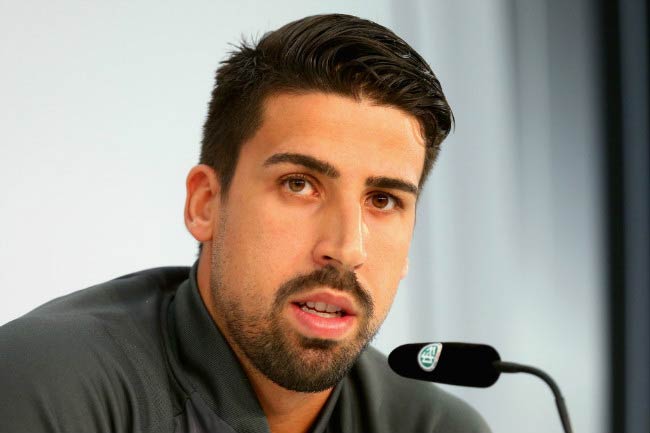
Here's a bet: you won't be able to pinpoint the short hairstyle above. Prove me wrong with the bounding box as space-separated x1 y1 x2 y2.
200 13 453 194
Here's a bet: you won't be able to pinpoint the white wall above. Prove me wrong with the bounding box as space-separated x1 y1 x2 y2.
0 2 605 433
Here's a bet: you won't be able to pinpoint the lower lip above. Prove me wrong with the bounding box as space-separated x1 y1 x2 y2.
288 303 356 340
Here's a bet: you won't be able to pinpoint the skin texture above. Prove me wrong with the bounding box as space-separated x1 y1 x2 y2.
184 92 425 433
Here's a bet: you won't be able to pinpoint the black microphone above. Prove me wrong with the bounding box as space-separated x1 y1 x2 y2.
388 342 573 433
388 342 501 387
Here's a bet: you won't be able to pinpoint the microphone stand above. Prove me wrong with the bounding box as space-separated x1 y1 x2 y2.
493 361 573 433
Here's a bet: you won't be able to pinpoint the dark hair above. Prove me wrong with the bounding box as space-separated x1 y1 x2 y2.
200 13 453 194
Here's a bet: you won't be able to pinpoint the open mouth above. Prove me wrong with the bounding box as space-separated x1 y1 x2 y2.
288 296 357 339
295 301 348 318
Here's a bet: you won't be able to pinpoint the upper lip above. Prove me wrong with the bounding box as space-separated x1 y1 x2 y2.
291 290 358 316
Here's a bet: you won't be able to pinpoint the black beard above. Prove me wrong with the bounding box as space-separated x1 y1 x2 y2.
211 264 377 392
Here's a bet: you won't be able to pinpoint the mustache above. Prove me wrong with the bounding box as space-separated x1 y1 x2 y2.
273 265 374 316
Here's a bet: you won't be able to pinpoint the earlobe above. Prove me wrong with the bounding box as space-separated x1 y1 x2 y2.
400 257 409 280
184 164 221 242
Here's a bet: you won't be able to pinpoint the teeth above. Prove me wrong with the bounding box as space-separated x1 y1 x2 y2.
300 305 341 318
325 304 340 313
303 301 342 313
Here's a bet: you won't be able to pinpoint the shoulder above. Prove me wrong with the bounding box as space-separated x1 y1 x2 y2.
1 266 190 357
0 266 190 432
343 345 491 433
28 265 191 317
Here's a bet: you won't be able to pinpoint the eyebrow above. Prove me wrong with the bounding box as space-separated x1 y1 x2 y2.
366 176 418 196
263 153 340 178
263 152 418 196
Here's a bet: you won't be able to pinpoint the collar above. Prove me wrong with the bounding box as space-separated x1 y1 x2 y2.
168 262 342 433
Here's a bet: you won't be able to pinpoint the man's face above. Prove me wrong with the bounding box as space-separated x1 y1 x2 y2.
208 92 425 392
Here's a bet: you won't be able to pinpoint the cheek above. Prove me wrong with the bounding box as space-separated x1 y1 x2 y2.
258 205 314 262
220 198 313 283
364 222 412 314
367 220 412 278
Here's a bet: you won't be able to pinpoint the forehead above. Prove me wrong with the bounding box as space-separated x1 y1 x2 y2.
241 92 426 184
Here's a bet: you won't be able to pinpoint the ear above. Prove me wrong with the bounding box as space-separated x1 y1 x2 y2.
400 256 409 280
184 164 221 243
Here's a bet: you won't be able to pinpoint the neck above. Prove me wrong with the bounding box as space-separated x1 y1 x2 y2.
244 363 332 433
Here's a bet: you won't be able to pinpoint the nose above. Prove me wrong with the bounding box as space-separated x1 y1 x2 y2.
312 200 368 270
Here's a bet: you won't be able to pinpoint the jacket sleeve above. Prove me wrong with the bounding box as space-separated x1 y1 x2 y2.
0 315 130 433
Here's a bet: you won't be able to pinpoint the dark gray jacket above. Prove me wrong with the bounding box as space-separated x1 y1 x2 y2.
0 265 490 433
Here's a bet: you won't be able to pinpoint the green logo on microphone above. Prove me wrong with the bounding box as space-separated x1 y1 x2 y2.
418 343 443 372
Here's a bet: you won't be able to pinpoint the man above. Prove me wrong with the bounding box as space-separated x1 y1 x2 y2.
0 14 490 433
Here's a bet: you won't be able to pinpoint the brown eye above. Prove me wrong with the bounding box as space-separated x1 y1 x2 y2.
288 178 306 192
370 193 395 210
282 176 315 196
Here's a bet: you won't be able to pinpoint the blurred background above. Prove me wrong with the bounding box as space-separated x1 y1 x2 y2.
0 1 647 432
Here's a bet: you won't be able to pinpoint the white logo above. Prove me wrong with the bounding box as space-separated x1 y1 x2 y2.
417 343 443 372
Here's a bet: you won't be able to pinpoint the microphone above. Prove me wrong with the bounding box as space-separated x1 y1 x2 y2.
388 342 573 433
388 342 501 387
